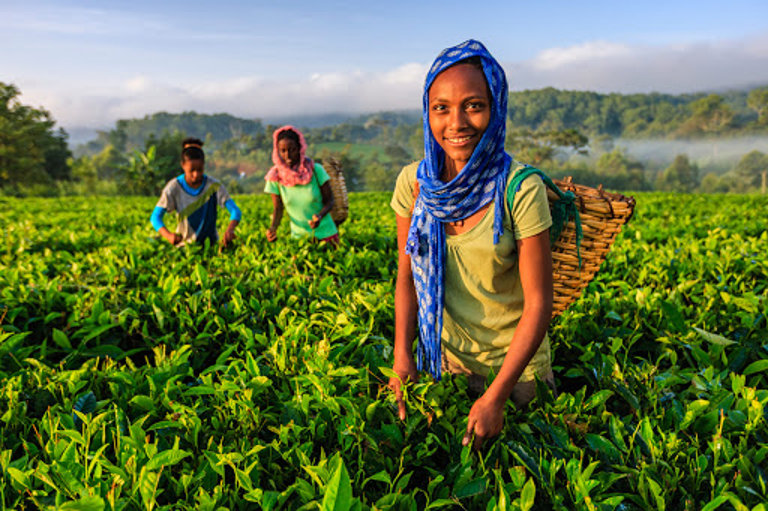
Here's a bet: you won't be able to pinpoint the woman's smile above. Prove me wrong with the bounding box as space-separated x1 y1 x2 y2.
443 134 477 145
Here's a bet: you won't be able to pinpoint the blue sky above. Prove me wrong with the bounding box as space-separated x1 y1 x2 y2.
3 0 768 131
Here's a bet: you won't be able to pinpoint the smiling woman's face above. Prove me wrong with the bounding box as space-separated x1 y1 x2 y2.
428 62 491 176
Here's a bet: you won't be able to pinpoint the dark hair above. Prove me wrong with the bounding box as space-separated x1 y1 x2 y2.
458 56 483 70
276 129 300 145
182 137 204 148
181 146 205 162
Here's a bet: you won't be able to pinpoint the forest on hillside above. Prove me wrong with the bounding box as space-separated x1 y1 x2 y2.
2 80 768 197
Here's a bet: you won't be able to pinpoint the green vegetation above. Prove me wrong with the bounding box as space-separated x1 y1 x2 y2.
507 87 768 138
1 192 767 509
3 81 768 196
0 82 71 192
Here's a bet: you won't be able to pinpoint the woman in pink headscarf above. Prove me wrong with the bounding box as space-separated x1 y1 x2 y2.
264 126 339 244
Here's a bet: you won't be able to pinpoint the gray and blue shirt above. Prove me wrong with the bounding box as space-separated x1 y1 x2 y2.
151 175 241 244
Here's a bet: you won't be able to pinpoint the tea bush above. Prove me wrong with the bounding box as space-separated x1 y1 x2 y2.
0 192 766 510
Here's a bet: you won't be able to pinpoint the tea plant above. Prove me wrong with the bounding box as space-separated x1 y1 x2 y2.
0 192 766 509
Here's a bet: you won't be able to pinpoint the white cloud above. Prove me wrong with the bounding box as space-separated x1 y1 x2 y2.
21 63 429 129
16 32 768 132
532 41 632 71
509 33 768 93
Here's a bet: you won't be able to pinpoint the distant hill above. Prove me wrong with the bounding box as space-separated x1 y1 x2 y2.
74 111 266 156
73 85 768 156
73 109 423 156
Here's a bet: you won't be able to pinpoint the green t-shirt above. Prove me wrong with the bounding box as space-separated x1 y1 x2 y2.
390 161 553 381
265 163 338 239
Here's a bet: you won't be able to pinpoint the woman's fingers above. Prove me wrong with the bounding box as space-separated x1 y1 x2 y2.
462 416 477 447
388 377 407 421
473 429 485 450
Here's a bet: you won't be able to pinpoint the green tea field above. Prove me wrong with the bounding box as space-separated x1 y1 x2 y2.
1 192 767 510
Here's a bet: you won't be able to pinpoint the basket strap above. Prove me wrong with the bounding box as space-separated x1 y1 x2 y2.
506 166 583 267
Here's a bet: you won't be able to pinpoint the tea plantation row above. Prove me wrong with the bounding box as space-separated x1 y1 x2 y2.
0 192 766 510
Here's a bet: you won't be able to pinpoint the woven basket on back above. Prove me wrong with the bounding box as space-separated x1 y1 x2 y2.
547 177 636 318
323 157 349 225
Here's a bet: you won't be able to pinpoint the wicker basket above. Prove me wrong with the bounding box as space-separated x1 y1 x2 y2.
548 177 636 318
323 157 349 225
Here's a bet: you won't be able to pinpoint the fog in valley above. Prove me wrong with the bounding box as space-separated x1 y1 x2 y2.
613 136 768 174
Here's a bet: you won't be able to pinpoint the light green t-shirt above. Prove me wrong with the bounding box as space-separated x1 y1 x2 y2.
390 161 553 381
264 163 338 239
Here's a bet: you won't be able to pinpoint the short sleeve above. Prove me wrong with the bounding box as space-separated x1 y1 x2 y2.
390 161 420 218
510 173 553 240
264 180 280 195
314 163 330 186
216 182 232 208
156 180 177 212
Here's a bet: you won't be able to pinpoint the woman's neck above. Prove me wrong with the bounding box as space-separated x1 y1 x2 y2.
441 158 465 182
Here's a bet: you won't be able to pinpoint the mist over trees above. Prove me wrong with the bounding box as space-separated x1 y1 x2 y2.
2 81 768 196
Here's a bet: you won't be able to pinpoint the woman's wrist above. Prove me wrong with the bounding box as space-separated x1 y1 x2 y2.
483 380 514 407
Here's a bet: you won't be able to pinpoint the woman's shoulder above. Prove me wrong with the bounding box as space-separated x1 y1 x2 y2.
401 160 420 178
313 162 329 182
391 160 421 217
396 160 420 190
204 175 222 187
505 160 553 238
507 160 547 195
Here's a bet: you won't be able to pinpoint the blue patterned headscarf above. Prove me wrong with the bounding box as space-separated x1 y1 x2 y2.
406 39 511 380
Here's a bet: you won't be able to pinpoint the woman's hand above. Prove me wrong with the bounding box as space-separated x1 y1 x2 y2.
389 356 419 421
463 393 505 450
268 193 284 241
309 214 321 229
159 227 182 246
221 228 237 246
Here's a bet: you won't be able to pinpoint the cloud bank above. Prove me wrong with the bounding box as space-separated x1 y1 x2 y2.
19 33 768 131
509 34 768 93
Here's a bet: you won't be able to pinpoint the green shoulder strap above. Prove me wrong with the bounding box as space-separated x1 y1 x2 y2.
506 165 583 267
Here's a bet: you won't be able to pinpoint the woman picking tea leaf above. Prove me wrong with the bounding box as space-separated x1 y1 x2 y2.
389 40 555 450
264 126 339 245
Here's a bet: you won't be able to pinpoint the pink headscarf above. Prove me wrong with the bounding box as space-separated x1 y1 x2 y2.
264 125 314 187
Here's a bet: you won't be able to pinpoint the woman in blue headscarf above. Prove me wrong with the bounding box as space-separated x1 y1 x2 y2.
389 40 555 449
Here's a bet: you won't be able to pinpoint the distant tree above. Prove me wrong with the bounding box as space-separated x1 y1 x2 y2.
732 150 768 192
315 146 366 192
699 172 729 193
69 155 98 183
656 154 699 193
144 130 185 169
506 128 588 167
384 144 413 168
595 149 644 176
408 125 424 157
91 144 128 180
591 134 614 155
364 159 397 191
747 87 768 125
0 82 72 187
677 94 734 136
42 128 72 181
120 145 169 195
594 149 650 190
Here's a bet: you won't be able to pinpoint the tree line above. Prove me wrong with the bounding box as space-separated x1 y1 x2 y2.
2 81 767 197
